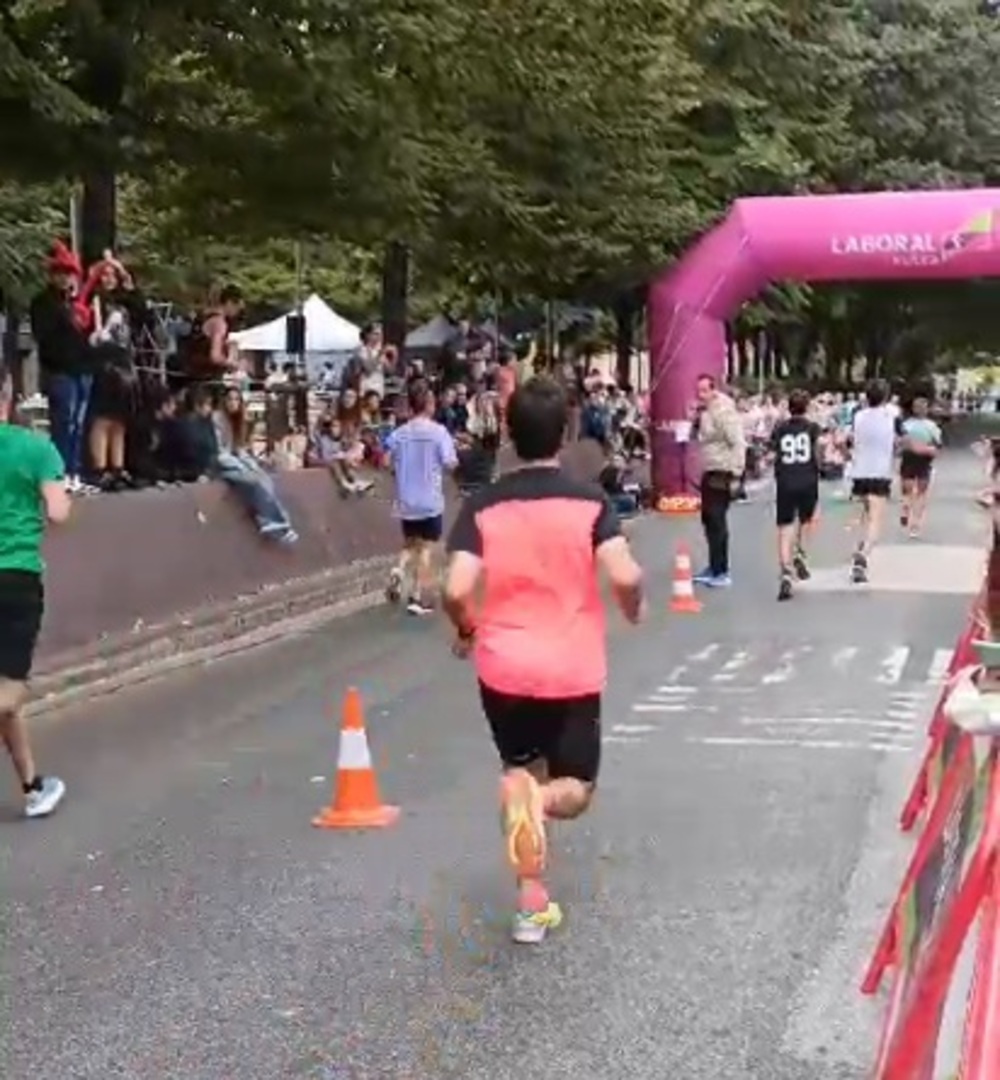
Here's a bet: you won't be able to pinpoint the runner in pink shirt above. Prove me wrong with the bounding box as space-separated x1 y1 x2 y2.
443 376 645 943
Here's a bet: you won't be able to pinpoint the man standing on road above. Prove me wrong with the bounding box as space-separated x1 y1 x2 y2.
692 375 746 588
442 376 645 944
385 378 458 616
0 364 70 818
770 389 822 602
848 378 904 584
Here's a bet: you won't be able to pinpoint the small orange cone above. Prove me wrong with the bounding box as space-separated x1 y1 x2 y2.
313 687 400 830
670 543 703 614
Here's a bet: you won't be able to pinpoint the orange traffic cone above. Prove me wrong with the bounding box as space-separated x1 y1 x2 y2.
313 687 400 830
670 543 702 614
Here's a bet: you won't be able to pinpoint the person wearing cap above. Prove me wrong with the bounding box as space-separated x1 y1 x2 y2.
29 241 96 493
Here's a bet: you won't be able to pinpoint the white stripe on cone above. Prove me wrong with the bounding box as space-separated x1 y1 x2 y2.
338 728 373 770
677 553 692 572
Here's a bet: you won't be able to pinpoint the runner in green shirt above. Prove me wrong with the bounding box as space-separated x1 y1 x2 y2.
0 363 71 817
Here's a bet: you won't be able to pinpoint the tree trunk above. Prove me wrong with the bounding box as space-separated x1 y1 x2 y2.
613 293 634 387
381 240 409 354
81 169 117 266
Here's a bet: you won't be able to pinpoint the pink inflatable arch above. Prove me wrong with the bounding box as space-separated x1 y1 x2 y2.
648 188 1000 494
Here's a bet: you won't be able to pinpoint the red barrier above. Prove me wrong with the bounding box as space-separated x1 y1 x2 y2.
863 735 978 995
871 747 1000 1079
899 595 987 833
959 859 1000 1080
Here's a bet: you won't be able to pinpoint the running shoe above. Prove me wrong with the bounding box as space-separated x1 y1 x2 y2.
778 573 793 602
851 551 868 584
500 771 546 879
692 569 715 586
25 776 66 819
703 573 732 588
406 598 435 616
900 508 909 528
512 901 563 944
793 549 811 581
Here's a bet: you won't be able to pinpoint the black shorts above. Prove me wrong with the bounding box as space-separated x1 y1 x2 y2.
899 453 933 481
400 516 443 543
852 478 892 499
775 485 819 528
0 571 44 682
479 681 602 784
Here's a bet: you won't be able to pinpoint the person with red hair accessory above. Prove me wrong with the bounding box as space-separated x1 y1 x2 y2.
28 241 97 493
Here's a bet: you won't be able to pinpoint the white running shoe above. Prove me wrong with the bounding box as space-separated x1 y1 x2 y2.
511 902 563 944
24 776 66 819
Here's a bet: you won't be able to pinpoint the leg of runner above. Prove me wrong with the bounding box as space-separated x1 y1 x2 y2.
793 489 818 584
774 485 796 601
909 473 931 536
386 538 416 605
0 679 65 819
407 539 435 615
899 476 914 529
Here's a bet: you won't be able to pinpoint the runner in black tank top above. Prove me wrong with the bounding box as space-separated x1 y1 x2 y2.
769 389 821 601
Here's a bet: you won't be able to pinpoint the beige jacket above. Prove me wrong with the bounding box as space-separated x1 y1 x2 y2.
697 393 746 475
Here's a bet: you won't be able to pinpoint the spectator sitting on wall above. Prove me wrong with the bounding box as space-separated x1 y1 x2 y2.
29 241 97 494
212 387 298 543
307 404 374 495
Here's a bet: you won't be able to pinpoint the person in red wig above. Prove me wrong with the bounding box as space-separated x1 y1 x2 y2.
28 241 97 492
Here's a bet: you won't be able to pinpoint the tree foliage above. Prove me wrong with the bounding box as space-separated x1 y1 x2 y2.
4 0 1000 371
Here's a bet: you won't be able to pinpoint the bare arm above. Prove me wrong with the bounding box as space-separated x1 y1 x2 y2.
206 315 234 369
42 480 71 524
596 535 645 624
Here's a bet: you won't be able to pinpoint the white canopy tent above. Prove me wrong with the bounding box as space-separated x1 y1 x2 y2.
230 294 361 382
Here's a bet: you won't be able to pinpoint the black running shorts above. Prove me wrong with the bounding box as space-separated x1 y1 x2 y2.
400 516 444 543
775 485 819 528
899 452 933 482
0 571 44 682
852 478 892 499
479 681 602 784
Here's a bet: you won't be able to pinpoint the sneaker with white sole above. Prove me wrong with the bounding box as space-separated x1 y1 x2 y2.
24 776 66 819
512 901 563 944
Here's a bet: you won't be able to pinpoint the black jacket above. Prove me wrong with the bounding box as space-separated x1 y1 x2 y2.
29 287 92 377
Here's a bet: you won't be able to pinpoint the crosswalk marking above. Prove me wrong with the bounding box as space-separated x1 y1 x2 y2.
738 717 915 732
762 650 797 685
690 644 719 662
632 702 717 713
832 646 859 672
654 685 697 695
611 724 658 735
877 647 910 685
927 648 954 683
713 650 750 682
688 736 913 754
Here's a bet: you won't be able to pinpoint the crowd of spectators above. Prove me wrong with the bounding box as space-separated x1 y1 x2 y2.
17 239 660 545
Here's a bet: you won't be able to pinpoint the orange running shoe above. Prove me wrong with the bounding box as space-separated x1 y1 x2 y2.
499 770 547 879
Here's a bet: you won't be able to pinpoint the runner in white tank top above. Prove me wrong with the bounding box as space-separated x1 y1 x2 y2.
848 379 903 583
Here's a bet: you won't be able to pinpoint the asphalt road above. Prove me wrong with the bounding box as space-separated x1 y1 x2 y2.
1 449 988 1080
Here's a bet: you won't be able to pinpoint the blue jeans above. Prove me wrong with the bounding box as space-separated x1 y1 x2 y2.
215 451 294 537
47 374 93 477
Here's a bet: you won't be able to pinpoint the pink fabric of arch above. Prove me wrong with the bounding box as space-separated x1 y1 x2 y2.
648 188 1000 494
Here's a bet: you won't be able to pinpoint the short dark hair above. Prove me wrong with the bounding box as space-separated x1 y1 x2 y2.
865 378 889 407
696 373 716 389
788 388 810 416
189 385 214 410
219 284 242 305
507 376 567 461
407 377 432 415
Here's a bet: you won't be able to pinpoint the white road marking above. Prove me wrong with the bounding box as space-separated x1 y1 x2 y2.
713 650 750 682
663 666 688 683
738 717 915 733
653 685 697 695
831 646 858 672
602 736 642 744
689 736 912 753
927 648 954 683
610 724 658 735
761 650 797 685
876 646 910 685
887 708 919 721
690 643 719 662
632 703 718 714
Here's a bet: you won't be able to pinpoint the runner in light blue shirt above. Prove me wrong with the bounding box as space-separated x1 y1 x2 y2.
385 378 458 615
